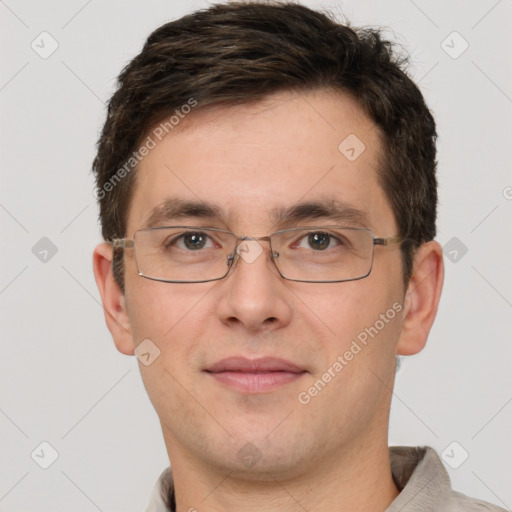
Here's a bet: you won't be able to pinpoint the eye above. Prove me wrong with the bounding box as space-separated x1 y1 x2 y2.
296 231 344 251
167 232 215 251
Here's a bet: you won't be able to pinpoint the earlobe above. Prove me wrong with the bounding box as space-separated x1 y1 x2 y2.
92 242 135 355
396 241 444 356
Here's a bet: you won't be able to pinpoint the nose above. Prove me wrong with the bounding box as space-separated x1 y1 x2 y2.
215 239 293 333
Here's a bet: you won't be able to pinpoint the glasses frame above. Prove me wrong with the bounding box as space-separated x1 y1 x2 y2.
111 225 403 284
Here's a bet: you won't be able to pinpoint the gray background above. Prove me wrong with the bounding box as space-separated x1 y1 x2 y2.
1 0 511 510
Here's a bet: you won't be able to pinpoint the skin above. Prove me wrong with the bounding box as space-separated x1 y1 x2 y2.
93 89 444 511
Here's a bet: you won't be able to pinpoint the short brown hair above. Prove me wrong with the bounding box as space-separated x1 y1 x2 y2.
92 1 438 292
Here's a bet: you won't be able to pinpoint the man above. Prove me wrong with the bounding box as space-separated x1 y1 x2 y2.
91 2 506 511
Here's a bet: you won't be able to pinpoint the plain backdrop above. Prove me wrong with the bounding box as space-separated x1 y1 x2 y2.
1 0 511 510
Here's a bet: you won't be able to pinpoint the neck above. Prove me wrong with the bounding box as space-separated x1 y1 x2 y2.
168 435 399 512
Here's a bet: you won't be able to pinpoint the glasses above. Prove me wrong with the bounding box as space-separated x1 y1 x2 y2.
111 226 402 284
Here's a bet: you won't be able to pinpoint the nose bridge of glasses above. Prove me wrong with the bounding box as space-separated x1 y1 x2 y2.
227 235 279 266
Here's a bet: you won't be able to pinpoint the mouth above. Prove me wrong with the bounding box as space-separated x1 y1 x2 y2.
204 356 307 393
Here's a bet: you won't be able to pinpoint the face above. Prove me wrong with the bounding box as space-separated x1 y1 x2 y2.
103 90 415 478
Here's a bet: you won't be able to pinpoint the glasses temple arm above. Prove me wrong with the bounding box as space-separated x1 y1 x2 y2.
374 236 403 247
111 238 135 251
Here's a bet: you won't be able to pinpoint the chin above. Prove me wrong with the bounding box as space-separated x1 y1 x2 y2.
199 429 317 481
211 452 311 482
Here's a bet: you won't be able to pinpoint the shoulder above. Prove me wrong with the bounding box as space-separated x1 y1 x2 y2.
447 490 508 511
387 446 508 512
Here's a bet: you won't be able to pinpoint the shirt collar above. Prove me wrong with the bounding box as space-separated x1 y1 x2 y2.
386 446 451 511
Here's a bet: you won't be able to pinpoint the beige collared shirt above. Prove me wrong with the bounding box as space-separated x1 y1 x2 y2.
145 446 507 511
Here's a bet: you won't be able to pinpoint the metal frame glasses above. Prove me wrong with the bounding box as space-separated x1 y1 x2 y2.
111 225 402 284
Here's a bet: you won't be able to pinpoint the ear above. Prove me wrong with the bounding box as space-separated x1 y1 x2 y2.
396 240 444 356
92 242 135 355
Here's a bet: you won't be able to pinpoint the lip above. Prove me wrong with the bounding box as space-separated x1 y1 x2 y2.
205 357 307 393
206 356 305 373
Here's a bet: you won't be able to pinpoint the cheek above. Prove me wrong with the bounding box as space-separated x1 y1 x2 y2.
125 281 211 412
126 271 210 340
293 282 380 340
297 277 403 365
125 277 221 381
305 288 402 405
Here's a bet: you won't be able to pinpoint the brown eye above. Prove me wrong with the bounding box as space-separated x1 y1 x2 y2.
182 233 207 250
165 232 213 251
307 232 331 250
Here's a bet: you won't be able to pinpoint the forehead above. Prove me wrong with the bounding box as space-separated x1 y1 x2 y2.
127 89 396 236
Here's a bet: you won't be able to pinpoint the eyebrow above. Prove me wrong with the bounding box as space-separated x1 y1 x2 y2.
144 198 225 228
143 196 370 230
269 198 370 229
